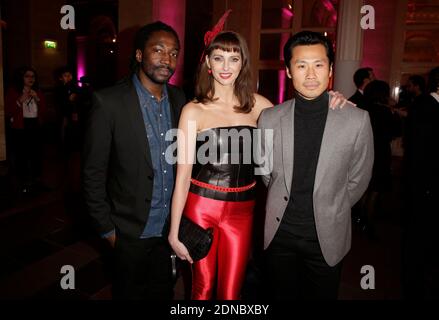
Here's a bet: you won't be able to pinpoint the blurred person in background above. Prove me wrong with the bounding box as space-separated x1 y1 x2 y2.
5 66 47 194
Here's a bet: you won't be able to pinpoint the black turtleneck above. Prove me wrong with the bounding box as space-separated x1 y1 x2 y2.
280 91 329 240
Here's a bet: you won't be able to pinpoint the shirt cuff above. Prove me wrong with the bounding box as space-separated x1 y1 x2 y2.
101 229 115 239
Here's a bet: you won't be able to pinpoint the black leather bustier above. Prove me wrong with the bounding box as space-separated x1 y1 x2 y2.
190 126 256 201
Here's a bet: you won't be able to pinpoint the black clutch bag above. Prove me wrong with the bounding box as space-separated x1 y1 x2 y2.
178 216 214 261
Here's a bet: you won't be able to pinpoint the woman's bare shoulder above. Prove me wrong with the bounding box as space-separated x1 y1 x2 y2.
181 100 204 116
253 93 274 115
179 101 207 130
254 93 273 108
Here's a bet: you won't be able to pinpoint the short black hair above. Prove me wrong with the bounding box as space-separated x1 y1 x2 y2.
364 80 390 105
353 67 373 88
408 75 426 93
283 30 334 71
56 66 73 78
427 66 439 93
129 21 180 73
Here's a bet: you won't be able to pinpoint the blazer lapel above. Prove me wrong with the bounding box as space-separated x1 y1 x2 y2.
124 81 153 170
167 85 178 128
166 85 180 176
281 99 295 195
314 96 336 193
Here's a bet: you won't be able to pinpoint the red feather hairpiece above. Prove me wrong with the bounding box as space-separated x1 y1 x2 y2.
200 9 232 62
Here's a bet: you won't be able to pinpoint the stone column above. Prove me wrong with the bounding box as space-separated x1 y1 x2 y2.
333 0 365 97
388 0 408 100
213 0 262 91
152 0 186 87
117 0 153 78
0 25 6 161
117 0 186 86
76 36 88 82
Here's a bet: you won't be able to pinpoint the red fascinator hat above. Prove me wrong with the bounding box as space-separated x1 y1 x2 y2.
199 9 232 62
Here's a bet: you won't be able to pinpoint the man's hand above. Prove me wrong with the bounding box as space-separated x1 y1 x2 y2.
328 90 354 110
69 93 78 102
106 233 116 248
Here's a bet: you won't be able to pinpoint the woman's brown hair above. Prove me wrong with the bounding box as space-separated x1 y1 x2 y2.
194 31 255 113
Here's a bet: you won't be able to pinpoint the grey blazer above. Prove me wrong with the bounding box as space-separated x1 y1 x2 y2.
257 96 374 266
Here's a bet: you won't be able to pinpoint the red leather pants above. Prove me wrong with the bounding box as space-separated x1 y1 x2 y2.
183 191 255 300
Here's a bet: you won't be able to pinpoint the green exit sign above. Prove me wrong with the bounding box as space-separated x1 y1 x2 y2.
44 40 57 49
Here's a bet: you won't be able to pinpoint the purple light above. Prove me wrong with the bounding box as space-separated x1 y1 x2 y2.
282 7 294 18
278 8 293 103
77 64 85 87
76 36 87 86
152 0 186 86
316 0 337 27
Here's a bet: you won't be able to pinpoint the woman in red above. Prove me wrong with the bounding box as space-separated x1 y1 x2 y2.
168 25 348 299
5 67 46 192
168 31 273 300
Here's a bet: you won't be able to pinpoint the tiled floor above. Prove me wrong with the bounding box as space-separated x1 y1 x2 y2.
0 143 436 300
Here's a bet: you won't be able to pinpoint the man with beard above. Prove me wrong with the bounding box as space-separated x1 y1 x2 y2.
83 21 186 300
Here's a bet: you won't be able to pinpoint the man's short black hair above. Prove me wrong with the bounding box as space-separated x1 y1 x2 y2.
428 66 439 93
57 66 73 77
408 75 426 94
129 21 180 73
353 67 373 88
283 30 334 71
364 79 390 105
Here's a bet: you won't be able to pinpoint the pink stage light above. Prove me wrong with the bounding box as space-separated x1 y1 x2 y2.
152 0 186 86
76 36 87 86
278 8 293 103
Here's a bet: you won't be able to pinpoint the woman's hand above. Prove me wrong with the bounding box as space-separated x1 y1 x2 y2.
328 90 354 110
29 89 40 101
169 236 194 264
18 91 30 104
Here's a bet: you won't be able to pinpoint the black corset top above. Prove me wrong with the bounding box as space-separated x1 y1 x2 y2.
190 125 256 201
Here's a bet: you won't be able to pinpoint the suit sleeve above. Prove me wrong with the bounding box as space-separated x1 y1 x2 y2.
4 88 20 122
37 90 47 125
256 109 273 187
348 111 374 206
82 92 115 235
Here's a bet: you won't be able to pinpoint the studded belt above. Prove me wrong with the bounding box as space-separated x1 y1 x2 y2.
190 178 256 193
